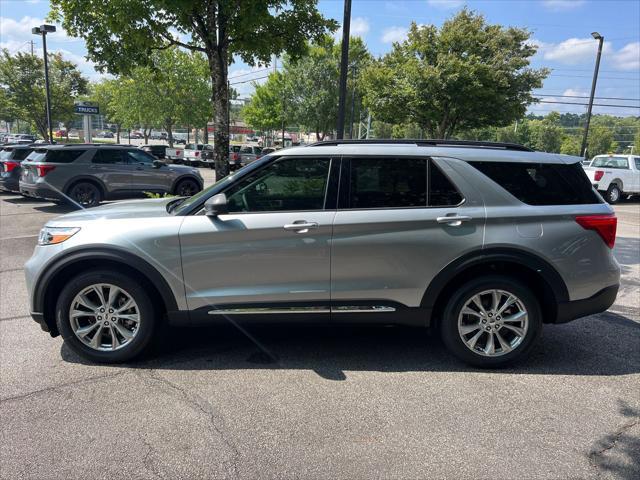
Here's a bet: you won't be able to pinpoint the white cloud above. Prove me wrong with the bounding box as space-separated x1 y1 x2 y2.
541 37 613 65
0 16 75 44
611 42 640 71
381 26 408 44
426 0 465 9
541 0 585 11
334 16 370 41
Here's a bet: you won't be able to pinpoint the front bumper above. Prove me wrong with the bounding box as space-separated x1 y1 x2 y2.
555 284 619 323
19 182 63 201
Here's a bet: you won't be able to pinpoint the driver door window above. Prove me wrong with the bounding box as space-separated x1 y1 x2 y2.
225 157 331 212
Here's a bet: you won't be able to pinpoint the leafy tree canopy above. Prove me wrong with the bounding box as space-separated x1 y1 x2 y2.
0 50 88 140
360 9 548 139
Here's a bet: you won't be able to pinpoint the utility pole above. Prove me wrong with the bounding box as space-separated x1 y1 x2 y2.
29 40 35 55
32 24 56 143
581 32 604 159
336 0 352 139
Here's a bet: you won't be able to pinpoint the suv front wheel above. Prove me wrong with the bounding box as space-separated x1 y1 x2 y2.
440 276 542 368
55 270 157 363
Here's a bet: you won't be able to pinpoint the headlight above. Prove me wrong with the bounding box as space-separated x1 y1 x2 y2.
38 226 80 245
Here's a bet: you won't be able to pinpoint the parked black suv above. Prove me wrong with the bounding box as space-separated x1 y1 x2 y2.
19 144 204 207
0 144 36 192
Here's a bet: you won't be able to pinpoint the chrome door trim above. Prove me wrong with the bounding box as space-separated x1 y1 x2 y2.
208 306 330 315
207 305 396 315
332 306 396 313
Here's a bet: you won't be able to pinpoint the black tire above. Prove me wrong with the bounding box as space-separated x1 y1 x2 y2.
67 181 102 208
439 275 543 368
174 178 201 197
605 184 621 204
56 270 158 363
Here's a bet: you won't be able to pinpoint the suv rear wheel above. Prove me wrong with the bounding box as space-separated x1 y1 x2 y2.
174 178 200 197
55 270 157 363
67 181 101 208
440 276 542 368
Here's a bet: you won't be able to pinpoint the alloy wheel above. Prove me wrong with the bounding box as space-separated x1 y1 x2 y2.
69 283 140 351
457 289 529 357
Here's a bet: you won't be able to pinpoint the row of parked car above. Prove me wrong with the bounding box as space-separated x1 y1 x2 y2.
141 143 275 170
0 143 204 208
581 154 640 204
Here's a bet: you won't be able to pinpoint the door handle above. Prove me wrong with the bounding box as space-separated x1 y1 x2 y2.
284 221 319 233
436 215 472 226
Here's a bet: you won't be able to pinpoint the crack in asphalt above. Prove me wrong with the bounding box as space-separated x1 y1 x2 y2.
136 369 241 479
0 371 126 403
141 437 164 480
588 418 640 475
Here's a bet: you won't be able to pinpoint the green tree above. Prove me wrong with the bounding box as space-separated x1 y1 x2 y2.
360 9 548 138
587 125 616 157
49 0 337 177
560 135 581 156
91 79 124 142
0 50 88 140
528 114 563 153
241 72 289 137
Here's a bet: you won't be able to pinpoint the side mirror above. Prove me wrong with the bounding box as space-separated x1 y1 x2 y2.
204 193 228 216
152 159 164 168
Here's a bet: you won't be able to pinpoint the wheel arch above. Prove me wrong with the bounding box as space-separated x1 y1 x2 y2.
422 248 569 327
35 247 179 336
609 179 623 191
63 176 107 199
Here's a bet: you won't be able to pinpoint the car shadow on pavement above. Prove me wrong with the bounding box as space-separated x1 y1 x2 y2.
61 310 640 379
32 203 78 214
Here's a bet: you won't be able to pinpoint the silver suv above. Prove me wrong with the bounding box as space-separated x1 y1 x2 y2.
19 144 203 207
25 140 620 367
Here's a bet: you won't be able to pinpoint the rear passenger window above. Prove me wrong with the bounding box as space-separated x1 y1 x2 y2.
13 149 33 161
429 161 463 206
93 149 125 164
45 150 86 163
635 158 640 170
349 157 427 208
470 161 602 205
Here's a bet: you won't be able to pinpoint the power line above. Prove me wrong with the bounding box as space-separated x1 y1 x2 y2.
537 100 640 109
228 67 279 80
535 94 640 102
547 74 640 81
229 74 270 86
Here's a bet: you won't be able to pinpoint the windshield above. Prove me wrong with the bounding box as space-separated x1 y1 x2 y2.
591 156 629 169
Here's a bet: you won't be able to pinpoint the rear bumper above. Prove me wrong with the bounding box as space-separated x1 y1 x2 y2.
0 176 19 192
19 182 63 201
555 284 619 323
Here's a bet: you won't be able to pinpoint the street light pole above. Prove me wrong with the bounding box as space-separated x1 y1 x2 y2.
336 0 352 140
581 32 604 159
32 24 56 143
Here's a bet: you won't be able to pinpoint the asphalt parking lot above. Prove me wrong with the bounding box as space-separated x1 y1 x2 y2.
1 173 638 479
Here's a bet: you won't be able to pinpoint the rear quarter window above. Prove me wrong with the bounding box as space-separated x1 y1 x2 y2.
470 161 602 205
40 149 87 163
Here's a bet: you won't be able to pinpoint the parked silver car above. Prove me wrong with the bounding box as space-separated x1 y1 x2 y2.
19 144 203 207
25 140 619 366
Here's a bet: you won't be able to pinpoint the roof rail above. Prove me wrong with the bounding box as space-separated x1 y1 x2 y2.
307 139 533 152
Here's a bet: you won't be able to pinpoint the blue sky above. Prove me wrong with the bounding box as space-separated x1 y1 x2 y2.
1 0 639 116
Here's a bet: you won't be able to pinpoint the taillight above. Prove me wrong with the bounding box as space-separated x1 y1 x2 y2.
231 153 239 161
36 165 56 177
575 214 617 249
195 151 200 157
4 161 19 172
594 170 604 181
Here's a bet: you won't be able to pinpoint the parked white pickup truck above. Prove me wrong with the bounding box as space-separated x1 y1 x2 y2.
583 154 640 203
164 147 184 163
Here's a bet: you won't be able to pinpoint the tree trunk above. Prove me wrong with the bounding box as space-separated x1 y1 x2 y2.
208 47 230 179
203 125 209 144
166 121 173 148
143 127 150 144
116 124 120 143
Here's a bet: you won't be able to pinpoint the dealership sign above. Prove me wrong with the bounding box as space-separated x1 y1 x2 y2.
74 104 99 115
